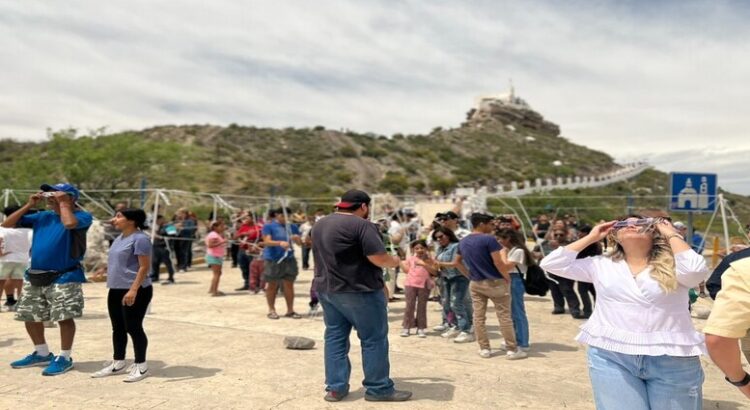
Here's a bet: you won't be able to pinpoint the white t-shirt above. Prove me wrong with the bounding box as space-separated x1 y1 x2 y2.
388 220 409 250
0 227 32 264
454 227 471 240
508 247 527 275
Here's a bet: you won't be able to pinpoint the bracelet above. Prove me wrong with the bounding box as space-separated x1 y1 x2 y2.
665 233 683 242
725 372 750 387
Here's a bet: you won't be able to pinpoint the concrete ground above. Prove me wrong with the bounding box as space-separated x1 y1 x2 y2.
0 262 748 410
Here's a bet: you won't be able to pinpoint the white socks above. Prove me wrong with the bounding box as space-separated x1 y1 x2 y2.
59 350 72 359
113 360 126 369
35 344 50 356
136 362 148 372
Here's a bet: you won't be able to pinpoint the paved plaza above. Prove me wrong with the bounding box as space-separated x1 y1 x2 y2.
0 262 748 409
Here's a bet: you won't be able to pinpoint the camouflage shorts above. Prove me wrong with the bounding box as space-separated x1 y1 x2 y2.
15 281 84 322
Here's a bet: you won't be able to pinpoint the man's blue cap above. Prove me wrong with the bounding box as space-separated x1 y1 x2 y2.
40 183 80 202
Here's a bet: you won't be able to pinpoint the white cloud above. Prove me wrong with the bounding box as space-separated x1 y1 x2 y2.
1 1 748 192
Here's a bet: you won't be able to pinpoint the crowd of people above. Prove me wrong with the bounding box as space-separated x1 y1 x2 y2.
1 183 750 407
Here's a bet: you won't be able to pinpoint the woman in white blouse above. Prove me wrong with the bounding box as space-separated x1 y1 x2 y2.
540 216 708 410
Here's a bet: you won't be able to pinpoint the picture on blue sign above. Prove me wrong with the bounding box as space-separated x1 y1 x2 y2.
669 173 717 212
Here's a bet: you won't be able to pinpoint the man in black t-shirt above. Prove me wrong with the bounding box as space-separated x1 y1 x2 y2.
312 189 411 403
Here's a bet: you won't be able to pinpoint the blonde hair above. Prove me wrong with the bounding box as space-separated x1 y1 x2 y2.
608 227 678 293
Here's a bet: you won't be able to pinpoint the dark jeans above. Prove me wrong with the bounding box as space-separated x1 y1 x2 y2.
175 238 193 269
230 243 240 267
318 291 394 396
440 275 472 332
237 252 254 288
108 286 153 363
151 246 175 281
548 273 581 315
301 246 312 269
578 281 596 314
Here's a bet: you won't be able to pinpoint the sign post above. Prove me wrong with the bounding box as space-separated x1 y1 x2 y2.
668 172 718 251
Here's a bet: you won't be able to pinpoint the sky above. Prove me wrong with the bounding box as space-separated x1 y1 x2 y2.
1 0 748 193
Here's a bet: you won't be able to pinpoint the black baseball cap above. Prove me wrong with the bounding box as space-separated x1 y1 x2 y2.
444 211 459 220
334 189 371 208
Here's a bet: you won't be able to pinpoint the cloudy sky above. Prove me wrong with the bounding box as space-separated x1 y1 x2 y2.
2 1 748 193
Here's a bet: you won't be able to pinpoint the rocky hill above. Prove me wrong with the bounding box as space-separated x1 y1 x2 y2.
0 99 623 199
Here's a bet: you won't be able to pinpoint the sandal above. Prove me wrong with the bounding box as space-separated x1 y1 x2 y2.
267 312 280 320
284 312 302 319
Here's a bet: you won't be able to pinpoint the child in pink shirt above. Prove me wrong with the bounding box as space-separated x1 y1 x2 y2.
400 240 436 338
205 221 228 296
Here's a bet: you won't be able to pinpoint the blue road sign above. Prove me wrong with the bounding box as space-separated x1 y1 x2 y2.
669 172 717 212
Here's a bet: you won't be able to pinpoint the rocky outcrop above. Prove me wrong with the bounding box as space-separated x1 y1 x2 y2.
465 103 560 137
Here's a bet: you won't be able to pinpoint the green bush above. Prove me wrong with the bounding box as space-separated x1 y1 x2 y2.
338 146 358 158
378 172 409 194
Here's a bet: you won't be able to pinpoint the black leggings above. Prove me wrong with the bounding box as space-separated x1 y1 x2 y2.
107 286 153 363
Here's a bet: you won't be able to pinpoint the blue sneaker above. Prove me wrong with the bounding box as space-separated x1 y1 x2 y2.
10 351 54 368
42 356 73 376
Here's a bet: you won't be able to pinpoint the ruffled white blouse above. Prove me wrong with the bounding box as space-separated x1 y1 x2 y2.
540 247 709 356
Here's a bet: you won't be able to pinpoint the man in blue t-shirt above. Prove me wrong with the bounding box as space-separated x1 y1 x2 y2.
1 183 93 376
262 207 302 319
456 212 526 360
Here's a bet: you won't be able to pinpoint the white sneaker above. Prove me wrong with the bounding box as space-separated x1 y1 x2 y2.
123 363 149 383
91 361 127 378
499 341 508 351
441 328 460 339
453 331 475 343
433 324 449 332
506 349 528 360
400 328 410 337
520 346 531 352
416 329 427 338
478 349 491 358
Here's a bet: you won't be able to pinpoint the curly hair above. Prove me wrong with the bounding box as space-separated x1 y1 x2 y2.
607 215 677 293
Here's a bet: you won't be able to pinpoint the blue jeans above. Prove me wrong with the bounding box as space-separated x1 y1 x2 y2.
440 276 472 332
587 346 703 410
318 291 394 396
510 273 529 348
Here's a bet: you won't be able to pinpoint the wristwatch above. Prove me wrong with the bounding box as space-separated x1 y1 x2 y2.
725 372 750 387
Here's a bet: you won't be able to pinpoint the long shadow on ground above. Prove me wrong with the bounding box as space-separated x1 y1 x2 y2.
73 360 221 382
346 377 456 402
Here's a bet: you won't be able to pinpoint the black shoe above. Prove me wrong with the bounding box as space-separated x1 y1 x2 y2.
551 308 565 315
571 311 585 319
582 311 592 318
235 286 250 291
324 390 348 402
365 390 412 402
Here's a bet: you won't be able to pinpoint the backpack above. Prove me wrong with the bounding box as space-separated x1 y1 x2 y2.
523 264 549 297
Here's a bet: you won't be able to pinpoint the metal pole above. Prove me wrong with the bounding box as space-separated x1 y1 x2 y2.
686 211 694 251
719 194 731 254
150 189 161 243
212 195 218 223
0 189 8 222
